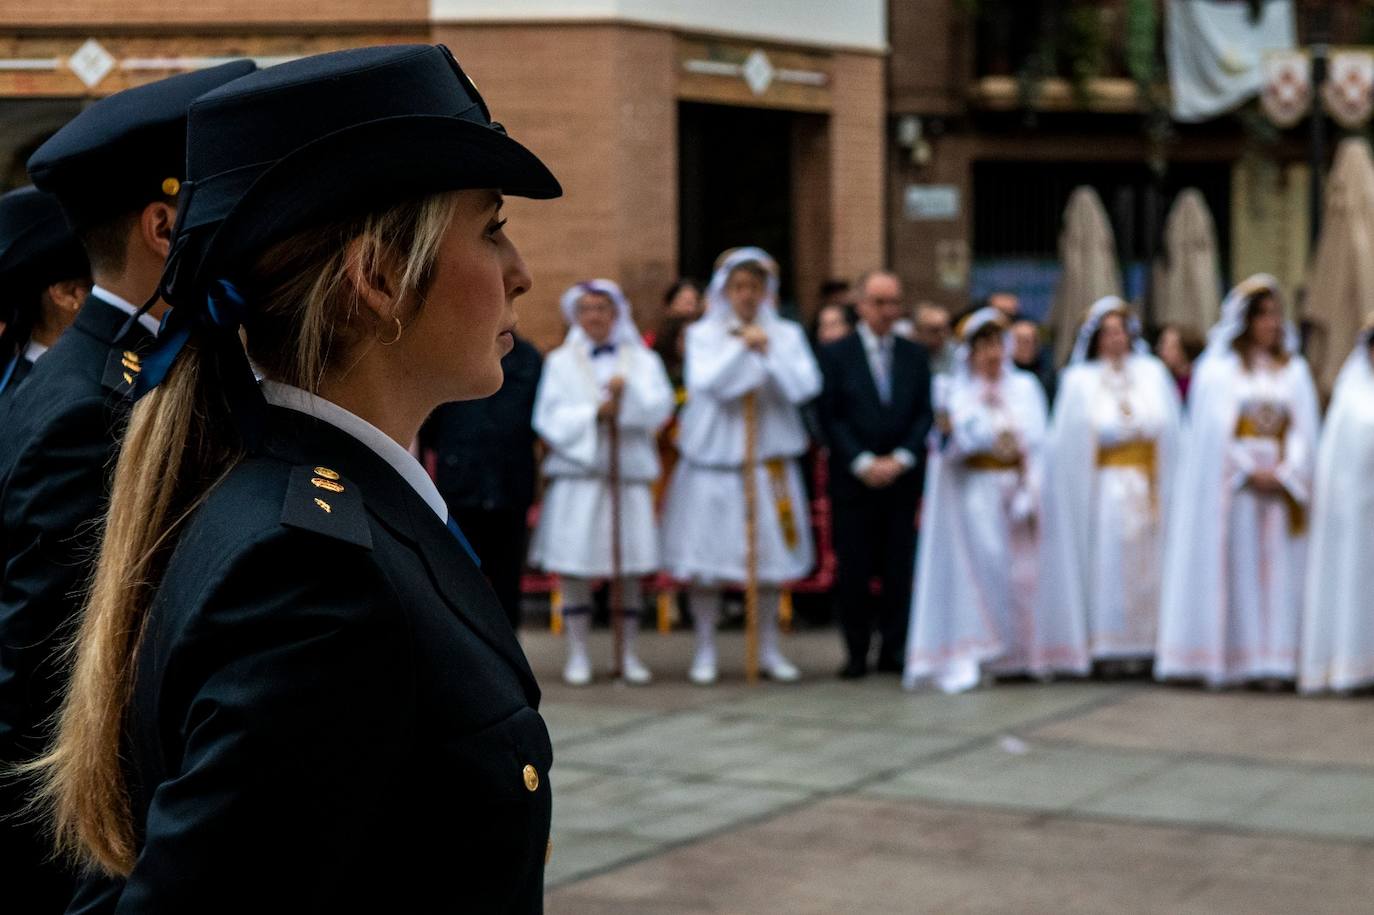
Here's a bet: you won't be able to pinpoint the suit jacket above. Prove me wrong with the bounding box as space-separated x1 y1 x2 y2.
419 336 542 513
817 331 933 489
0 293 152 911
94 405 551 913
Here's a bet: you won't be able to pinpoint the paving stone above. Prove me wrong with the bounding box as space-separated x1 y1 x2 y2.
547 796 1374 914
862 740 1171 812
1074 759 1301 826
1236 770 1374 840
1029 689 1374 768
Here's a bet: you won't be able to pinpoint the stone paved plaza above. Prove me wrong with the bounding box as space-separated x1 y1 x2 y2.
523 627 1374 914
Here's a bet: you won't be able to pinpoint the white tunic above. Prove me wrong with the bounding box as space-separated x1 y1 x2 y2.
1039 355 1181 661
904 367 1072 693
660 315 821 585
528 339 674 578
1300 348 1374 693
1156 351 1319 685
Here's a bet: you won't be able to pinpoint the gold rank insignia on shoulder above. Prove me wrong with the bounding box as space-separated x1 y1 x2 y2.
104 347 144 394
281 463 372 549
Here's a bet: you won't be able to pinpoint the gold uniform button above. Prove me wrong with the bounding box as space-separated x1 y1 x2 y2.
522 764 539 792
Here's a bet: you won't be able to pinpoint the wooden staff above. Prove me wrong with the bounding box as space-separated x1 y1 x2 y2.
607 386 625 679
742 390 760 684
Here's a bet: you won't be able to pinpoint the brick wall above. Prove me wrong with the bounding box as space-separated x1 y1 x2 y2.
829 51 886 286
1 0 426 27
433 23 677 351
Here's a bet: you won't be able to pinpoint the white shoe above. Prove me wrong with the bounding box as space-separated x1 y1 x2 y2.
563 653 592 687
689 653 718 685
763 653 801 683
621 654 653 686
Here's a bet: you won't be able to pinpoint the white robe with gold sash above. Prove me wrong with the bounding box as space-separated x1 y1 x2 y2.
660 314 820 585
1156 351 1319 684
1039 355 1181 662
1301 346 1374 693
904 367 1077 693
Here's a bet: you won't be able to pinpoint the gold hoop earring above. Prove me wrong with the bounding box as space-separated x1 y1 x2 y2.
378 316 404 346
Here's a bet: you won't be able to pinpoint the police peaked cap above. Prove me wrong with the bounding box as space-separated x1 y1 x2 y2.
27 60 257 230
161 43 562 305
0 186 89 308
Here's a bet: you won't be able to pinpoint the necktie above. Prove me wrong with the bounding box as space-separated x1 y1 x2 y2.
591 343 616 357
446 514 481 568
875 338 893 405
0 355 18 395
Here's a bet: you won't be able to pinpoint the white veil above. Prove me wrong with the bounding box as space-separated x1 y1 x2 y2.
558 278 643 348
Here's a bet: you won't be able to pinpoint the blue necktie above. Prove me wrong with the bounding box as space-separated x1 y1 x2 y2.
0 355 18 395
874 340 892 405
446 515 481 568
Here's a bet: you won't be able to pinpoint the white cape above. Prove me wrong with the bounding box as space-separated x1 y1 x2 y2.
1300 348 1374 693
904 368 1080 692
1038 355 1181 662
1156 351 1319 684
529 340 674 578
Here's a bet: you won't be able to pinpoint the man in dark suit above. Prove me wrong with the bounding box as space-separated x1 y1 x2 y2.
419 334 542 628
0 61 254 913
818 269 933 678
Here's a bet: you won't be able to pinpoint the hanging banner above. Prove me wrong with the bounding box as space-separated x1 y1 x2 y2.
1261 49 1311 128
1322 50 1374 129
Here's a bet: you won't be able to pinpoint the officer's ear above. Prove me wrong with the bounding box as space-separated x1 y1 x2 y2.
44 277 91 314
343 234 403 327
136 200 178 261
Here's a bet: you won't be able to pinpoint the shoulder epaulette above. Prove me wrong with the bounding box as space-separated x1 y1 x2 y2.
279 463 372 549
102 346 143 396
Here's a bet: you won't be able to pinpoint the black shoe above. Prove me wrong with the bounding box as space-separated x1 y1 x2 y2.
838 660 868 680
875 655 904 674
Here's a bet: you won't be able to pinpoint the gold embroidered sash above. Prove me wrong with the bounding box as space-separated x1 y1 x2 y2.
1232 412 1305 535
1097 439 1158 515
963 453 1021 472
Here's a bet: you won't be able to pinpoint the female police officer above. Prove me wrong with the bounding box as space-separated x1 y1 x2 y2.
30 45 561 912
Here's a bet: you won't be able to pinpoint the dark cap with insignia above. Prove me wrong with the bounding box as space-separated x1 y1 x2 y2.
159 43 561 307
26 60 257 230
130 43 561 405
0 186 88 296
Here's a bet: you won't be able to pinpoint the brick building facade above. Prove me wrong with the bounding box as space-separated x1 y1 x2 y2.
0 1 886 348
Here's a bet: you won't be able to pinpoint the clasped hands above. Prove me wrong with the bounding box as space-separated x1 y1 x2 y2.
860 454 906 489
1247 468 1284 495
597 376 626 421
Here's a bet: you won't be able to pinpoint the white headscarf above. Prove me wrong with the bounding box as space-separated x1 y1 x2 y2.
702 246 781 325
558 278 642 348
952 305 1011 377
1199 273 1299 363
1068 295 1149 365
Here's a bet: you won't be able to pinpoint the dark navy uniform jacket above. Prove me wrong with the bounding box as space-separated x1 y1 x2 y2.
83 404 552 913
0 292 152 912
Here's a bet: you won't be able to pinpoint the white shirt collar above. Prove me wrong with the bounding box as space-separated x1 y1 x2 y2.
23 340 48 362
90 285 163 336
857 321 890 352
259 379 448 524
